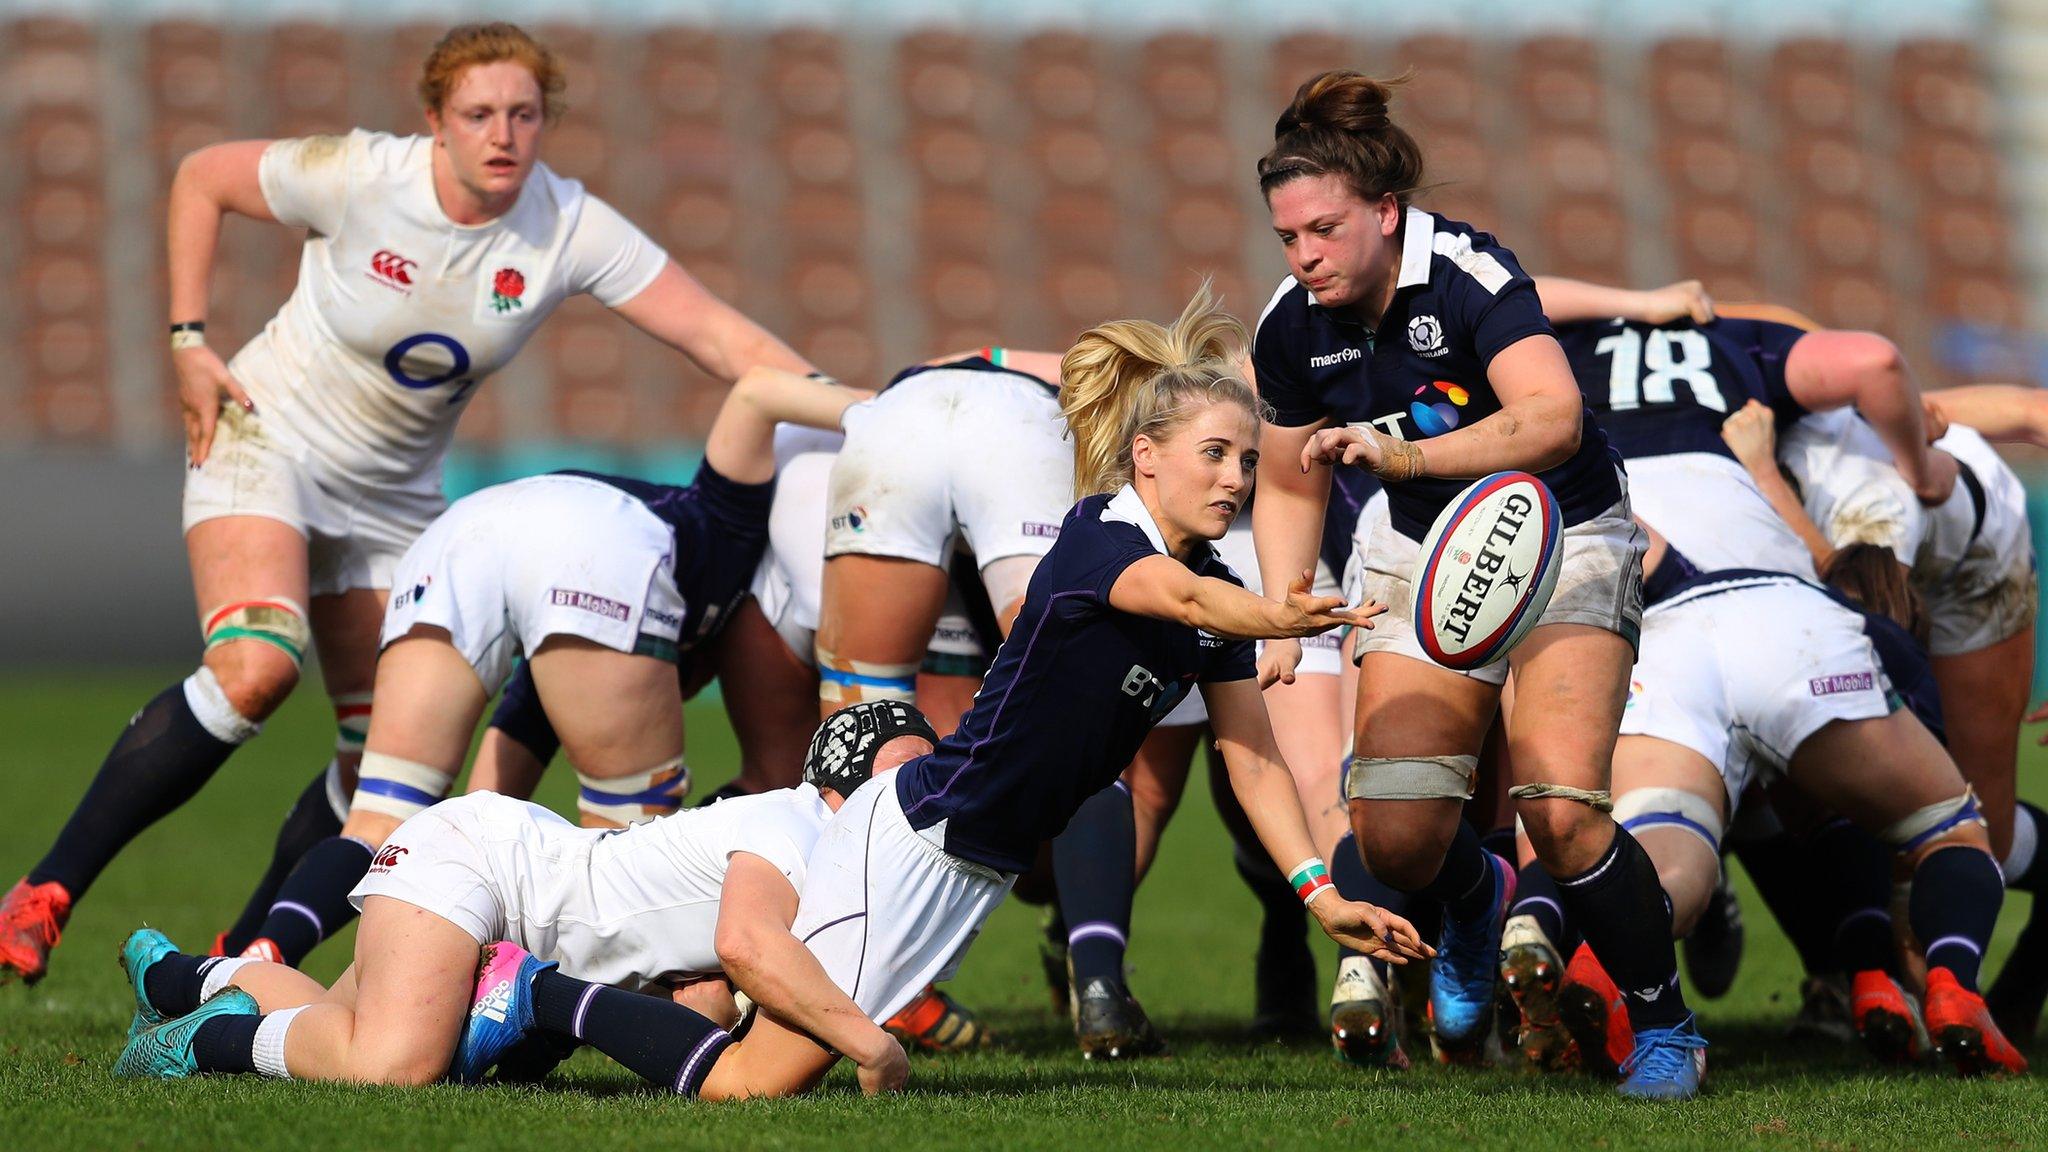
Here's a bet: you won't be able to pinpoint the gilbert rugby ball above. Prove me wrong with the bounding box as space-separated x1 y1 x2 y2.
1412 471 1562 670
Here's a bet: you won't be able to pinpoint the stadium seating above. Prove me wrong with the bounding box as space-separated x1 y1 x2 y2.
0 18 2031 447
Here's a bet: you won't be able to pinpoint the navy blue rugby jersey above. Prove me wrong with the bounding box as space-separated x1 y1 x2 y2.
560 461 776 658
1555 318 1808 460
1252 207 1620 540
896 487 1258 873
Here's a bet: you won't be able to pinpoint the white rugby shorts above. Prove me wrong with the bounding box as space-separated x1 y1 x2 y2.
788 775 1012 1024
1917 430 2038 656
824 370 1071 570
1349 484 1646 686
183 404 445 597
381 475 684 691
1620 575 1896 806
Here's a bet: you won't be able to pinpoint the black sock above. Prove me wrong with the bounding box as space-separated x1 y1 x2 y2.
249 837 374 964
1805 819 1897 975
1051 783 1136 987
1988 802 2048 1024
142 951 225 1018
1479 825 1518 863
489 661 561 765
1555 825 1689 1030
1912 845 2004 992
1232 835 1315 1022
1511 860 1581 957
191 1012 262 1075
222 765 345 955
1415 820 1495 922
530 968 729 1095
1732 833 1837 977
1332 831 1413 970
28 680 244 898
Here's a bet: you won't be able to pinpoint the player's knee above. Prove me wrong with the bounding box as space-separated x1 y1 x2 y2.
201 597 311 719
815 648 917 709
578 758 690 827
1517 800 1611 873
354 1050 447 1087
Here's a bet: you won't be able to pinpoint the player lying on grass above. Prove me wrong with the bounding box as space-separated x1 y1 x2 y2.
114 701 936 1089
1497 527 2025 1078
200 365 865 970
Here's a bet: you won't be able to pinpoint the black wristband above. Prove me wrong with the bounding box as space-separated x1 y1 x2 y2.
169 321 206 335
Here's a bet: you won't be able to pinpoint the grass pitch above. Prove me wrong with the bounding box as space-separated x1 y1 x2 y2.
2 670 2046 1151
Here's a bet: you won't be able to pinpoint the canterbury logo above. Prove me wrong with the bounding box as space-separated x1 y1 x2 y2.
371 845 409 869
369 250 417 288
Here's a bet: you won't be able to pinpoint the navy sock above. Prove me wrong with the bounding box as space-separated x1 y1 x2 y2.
1912 845 2004 992
222 765 344 955
1416 820 1495 922
1732 833 1838 976
29 681 242 898
1807 819 1897 975
250 837 375 965
192 1012 262 1075
1511 860 1581 956
488 661 561 765
530 968 729 1095
1051 783 1137 987
142 951 223 1018
1332 831 1413 969
1555 825 1689 1030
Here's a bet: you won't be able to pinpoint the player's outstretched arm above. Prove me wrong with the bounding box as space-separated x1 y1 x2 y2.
612 260 817 384
1204 679 1432 964
1533 276 1715 326
1923 384 2048 449
1250 407 1333 687
1107 556 1377 641
713 853 908 1093
702 368 874 486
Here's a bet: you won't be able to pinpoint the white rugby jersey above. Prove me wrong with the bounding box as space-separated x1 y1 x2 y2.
1777 407 1924 565
502 784 833 992
229 129 667 486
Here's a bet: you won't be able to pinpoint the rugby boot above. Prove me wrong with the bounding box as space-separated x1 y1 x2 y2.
491 1031 583 1083
1330 955 1409 1069
450 941 555 1083
1850 969 1928 1065
1557 943 1634 1077
114 988 260 1079
887 985 995 1052
1787 974 1856 1045
1427 853 1511 1065
1499 914 1573 1070
1680 871 1744 1000
118 927 180 1040
1616 1014 1708 1101
0 878 71 985
1923 967 2028 1078
1072 976 1165 1060
238 938 285 965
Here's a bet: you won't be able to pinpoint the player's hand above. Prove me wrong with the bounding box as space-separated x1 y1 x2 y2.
853 1031 910 1096
1301 426 1379 473
1718 400 1777 472
1922 396 1951 443
1636 279 1715 325
1276 570 1380 638
1910 448 1959 507
174 343 256 467
1257 637 1302 687
1310 896 1435 964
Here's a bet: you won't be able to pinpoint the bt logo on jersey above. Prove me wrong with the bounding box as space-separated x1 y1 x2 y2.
367 250 417 292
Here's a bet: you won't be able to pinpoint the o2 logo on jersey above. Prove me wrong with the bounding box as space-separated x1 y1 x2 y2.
1407 314 1447 358
1408 381 1470 437
384 333 478 406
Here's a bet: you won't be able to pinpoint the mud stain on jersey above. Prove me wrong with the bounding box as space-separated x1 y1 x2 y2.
294 134 348 170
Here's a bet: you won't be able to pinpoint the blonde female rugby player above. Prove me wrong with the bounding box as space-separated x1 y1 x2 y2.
1250 70 1700 1098
0 22 817 984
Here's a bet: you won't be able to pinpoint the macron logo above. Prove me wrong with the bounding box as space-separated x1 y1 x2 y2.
1310 347 1363 369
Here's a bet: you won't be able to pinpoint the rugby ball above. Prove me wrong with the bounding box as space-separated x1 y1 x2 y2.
1412 471 1562 670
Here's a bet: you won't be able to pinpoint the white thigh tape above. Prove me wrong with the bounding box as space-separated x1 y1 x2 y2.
1613 787 1725 852
1342 754 1478 801
351 751 456 820
579 757 690 826
1880 787 1986 852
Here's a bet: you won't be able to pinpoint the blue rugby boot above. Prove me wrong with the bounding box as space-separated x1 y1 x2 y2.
1617 1014 1709 1100
114 987 259 1079
1427 852 1512 1064
117 927 180 1041
451 941 555 1083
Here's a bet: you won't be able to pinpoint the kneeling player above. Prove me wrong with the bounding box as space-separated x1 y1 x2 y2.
112 701 936 1088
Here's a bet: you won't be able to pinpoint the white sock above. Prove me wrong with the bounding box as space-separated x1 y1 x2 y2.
253 1005 306 1080
183 667 262 744
198 956 255 1002
2005 805 2039 882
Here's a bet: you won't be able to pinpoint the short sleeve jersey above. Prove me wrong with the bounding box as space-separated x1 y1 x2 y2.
1252 207 1620 540
566 461 777 659
1555 318 1809 460
235 130 668 486
895 486 1257 873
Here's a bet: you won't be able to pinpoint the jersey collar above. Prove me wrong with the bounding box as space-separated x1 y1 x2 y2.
1102 485 1170 555
1303 207 1435 325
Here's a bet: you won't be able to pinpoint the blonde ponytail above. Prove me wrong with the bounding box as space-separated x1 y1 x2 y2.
1060 283 1268 498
